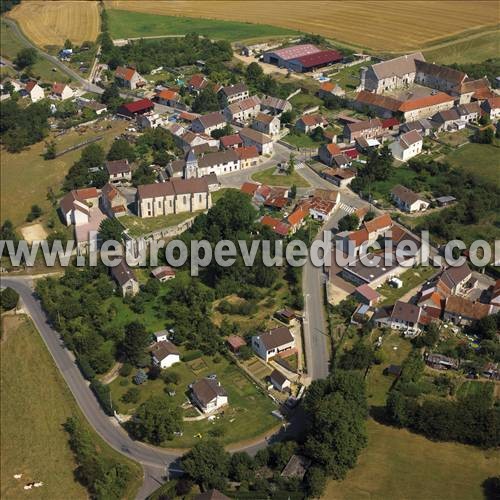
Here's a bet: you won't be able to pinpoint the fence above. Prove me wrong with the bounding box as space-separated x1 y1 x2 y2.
54 135 103 158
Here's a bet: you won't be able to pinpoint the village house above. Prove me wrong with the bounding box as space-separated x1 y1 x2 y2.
430 108 464 132
22 81 44 102
317 81 345 99
481 97 500 121
319 143 342 166
59 187 100 226
151 340 180 369
443 295 495 326
190 378 228 413
304 196 338 221
136 177 211 218
399 118 433 136
191 111 227 135
322 167 356 188
156 88 180 107
106 159 132 183
223 95 261 123
218 82 249 105
252 326 295 362
269 369 291 392
137 111 164 129
239 127 274 155
170 149 240 178
421 262 472 298
151 266 176 282
375 300 425 336
236 146 260 168
111 259 139 297
187 73 208 94
389 130 423 162
115 66 145 90
391 184 429 212
456 101 481 123
100 183 127 218
176 130 219 151
295 114 328 134
252 112 281 137
344 118 383 143
51 82 74 100
260 95 292 115
452 77 495 103
220 133 243 150
287 206 309 233
398 93 455 121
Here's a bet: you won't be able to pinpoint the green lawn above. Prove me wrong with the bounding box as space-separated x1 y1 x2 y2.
107 9 299 41
424 29 500 64
120 210 204 238
289 92 323 113
109 353 278 448
0 20 71 82
251 166 310 187
0 315 142 500
327 60 374 92
1 119 129 228
283 131 321 149
378 266 437 306
446 142 500 187
456 380 495 400
367 166 419 204
324 418 500 500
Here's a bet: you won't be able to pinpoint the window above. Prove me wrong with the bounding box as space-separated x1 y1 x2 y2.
198 194 202 202
183 195 187 204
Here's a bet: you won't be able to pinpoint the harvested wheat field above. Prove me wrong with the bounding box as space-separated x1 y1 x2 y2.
106 0 499 52
8 0 100 47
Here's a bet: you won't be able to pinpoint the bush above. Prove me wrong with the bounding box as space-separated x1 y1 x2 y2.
133 369 147 385
119 363 133 377
90 379 113 416
122 387 140 404
119 378 129 387
77 356 96 381
0 287 19 311
181 350 203 362
162 371 181 385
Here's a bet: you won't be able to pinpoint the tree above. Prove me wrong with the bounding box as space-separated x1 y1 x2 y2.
0 287 19 311
210 123 233 139
339 340 375 370
1 220 18 255
337 213 359 232
229 452 255 482
64 38 73 50
133 369 148 385
288 153 295 174
122 387 140 404
26 204 42 222
290 184 297 199
475 127 494 144
99 218 124 242
181 439 230 490
129 396 182 444
14 48 37 69
107 138 136 162
246 62 263 82
310 126 324 142
479 114 491 126
304 466 327 498
121 321 150 366
2 80 14 95
44 140 57 160
280 110 295 125
192 87 220 113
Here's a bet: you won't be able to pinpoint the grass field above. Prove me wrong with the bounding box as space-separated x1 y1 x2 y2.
107 9 299 41
456 380 495 400
0 119 128 228
106 1 499 53
0 20 69 82
283 132 321 149
8 1 100 47
109 353 278 448
446 143 500 188
0 315 142 500
324 419 500 500
252 166 310 188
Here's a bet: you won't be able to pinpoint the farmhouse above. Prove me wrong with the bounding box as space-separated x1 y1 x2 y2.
151 340 180 369
117 99 155 118
51 82 74 100
223 95 261 123
111 260 139 297
136 177 211 218
218 82 249 105
414 60 467 92
360 52 424 93
59 187 99 226
260 95 292 115
391 184 429 212
239 127 274 155
398 93 455 121
115 66 145 90
453 77 495 103
295 114 328 134
389 130 423 162
191 112 227 135
100 183 127 218
106 159 132 183
354 90 402 118
190 378 228 413
252 326 295 362
252 112 281 137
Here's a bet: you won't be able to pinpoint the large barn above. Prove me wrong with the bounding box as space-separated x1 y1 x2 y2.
263 44 342 72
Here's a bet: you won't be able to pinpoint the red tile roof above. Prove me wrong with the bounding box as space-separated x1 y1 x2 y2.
188 74 207 89
287 207 308 227
52 82 67 94
158 89 178 100
240 182 259 196
320 81 336 92
355 284 380 302
236 146 259 160
381 117 400 128
25 81 38 92
299 114 328 127
226 335 246 349
325 143 342 156
398 93 454 112
220 134 243 148
115 66 136 81
274 221 291 236
121 98 154 114
364 213 392 234
261 215 281 229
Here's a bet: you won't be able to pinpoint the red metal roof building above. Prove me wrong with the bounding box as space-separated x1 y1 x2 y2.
288 50 343 72
118 98 155 117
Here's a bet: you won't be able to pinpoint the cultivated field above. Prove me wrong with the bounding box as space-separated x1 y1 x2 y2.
106 1 499 53
324 419 500 500
7 1 100 47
